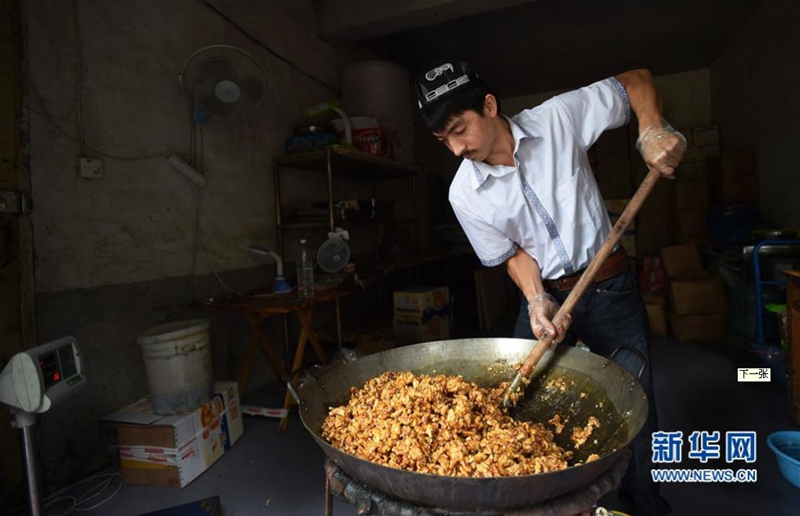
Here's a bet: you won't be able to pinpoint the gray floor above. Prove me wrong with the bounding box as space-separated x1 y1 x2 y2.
52 335 800 516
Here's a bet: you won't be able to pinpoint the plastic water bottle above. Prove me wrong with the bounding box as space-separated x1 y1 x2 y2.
297 239 315 299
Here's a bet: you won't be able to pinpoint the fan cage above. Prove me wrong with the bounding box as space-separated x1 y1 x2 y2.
179 45 270 120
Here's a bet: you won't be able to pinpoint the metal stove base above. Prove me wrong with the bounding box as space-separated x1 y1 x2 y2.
324 448 631 516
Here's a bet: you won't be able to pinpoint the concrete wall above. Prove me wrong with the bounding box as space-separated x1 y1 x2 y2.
711 0 800 227
22 0 371 492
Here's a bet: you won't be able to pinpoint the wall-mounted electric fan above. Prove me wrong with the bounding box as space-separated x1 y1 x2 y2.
179 44 271 123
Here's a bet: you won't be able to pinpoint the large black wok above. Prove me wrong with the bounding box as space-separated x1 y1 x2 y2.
295 338 647 512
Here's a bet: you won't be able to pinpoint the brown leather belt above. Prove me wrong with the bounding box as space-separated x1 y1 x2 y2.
543 247 630 291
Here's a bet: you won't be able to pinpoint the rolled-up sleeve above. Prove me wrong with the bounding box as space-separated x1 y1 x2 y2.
451 198 518 267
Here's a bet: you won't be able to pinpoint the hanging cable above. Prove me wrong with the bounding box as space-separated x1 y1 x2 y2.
42 469 123 515
187 120 204 309
31 115 174 161
72 0 87 156
197 0 339 94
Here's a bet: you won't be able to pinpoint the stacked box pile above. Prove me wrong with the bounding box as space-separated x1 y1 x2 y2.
604 198 637 263
660 244 729 342
639 254 669 337
393 286 450 345
673 126 714 247
102 381 243 488
634 160 676 257
675 126 759 247
631 126 758 256
706 147 759 207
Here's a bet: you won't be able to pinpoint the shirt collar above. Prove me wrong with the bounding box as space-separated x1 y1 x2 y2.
470 115 539 190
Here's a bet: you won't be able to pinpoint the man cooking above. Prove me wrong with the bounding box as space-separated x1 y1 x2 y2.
415 60 685 515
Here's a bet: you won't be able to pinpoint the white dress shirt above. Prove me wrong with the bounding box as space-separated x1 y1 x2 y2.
448 77 630 280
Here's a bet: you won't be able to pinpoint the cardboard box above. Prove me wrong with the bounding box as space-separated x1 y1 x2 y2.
668 273 729 316
635 179 676 255
713 176 760 205
692 126 719 147
393 286 450 315
709 148 756 180
677 208 708 243
675 181 709 211
660 243 704 278
621 232 637 258
676 161 702 182
643 294 669 336
707 149 759 205
393 313 449 345
103 381 243 488
694 144 720 160
645 301 669 337
642 293 667 307
669 311 728 342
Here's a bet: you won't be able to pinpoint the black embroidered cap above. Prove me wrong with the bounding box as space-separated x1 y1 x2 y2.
415 60 483 109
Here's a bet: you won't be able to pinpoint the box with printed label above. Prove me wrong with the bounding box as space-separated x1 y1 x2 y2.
393 313 450 345
393 286 450 315
668 273 729 316
102 381 243 488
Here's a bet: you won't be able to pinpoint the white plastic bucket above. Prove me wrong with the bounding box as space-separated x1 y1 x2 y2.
137 319 213 415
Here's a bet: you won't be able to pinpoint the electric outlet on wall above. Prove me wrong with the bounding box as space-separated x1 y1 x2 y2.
78 157 103 179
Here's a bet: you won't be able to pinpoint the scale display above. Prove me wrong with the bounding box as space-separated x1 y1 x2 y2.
39 343 79 389
0 336 86 414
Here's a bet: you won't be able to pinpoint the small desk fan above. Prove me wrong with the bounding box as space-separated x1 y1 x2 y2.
317 229 351 275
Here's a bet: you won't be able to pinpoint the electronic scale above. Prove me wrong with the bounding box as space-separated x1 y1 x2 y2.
0 336 87 516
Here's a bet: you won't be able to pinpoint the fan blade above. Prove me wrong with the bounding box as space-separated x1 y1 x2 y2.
181 46 269 120
191 59 237 94
191 58 241 115
237 77 267 115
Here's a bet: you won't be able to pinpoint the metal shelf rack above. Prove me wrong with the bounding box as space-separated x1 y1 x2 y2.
272 148 422 347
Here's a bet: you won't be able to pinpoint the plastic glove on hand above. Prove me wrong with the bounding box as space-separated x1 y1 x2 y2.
528 293 572 347
636 121 687 178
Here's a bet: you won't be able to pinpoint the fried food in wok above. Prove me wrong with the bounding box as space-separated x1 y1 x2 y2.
321 371 580 477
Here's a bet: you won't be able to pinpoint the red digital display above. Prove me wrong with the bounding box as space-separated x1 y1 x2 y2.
39 351 61 389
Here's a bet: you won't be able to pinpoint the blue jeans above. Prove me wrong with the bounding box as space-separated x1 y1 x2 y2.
514 269 670 515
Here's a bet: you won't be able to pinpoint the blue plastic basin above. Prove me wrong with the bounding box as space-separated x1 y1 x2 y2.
767 431 800 489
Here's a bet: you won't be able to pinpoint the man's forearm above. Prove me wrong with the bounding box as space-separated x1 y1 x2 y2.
615 69 663 131
616 69 685 176
505 248 547 303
